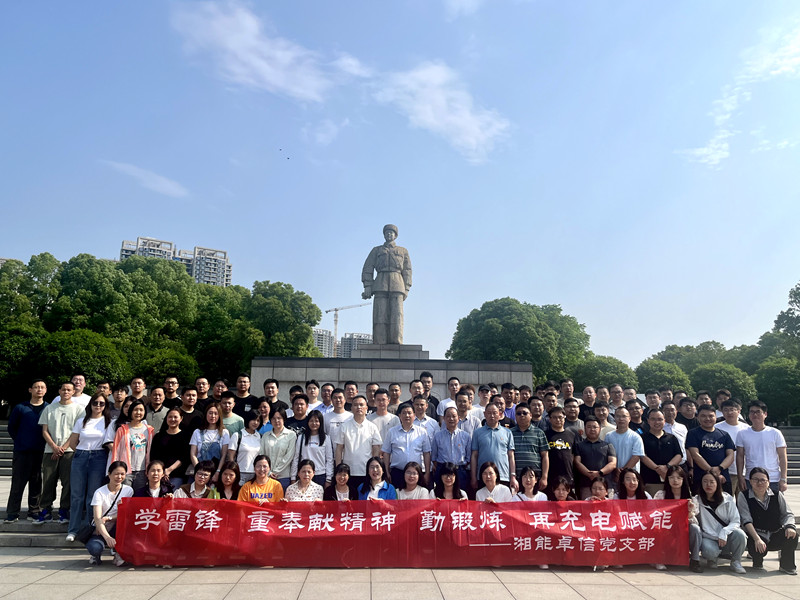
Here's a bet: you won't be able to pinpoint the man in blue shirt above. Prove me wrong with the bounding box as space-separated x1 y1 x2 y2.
686 404 735 493
471 404 516 493
432 407 471 491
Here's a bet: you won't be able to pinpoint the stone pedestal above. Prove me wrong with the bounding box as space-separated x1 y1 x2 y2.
251 356 532 405
350 344 429 360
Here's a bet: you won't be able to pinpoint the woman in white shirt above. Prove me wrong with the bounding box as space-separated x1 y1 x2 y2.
476 461 513 503
227 410 261 485
189 402 230 485
513 467 548 502
66 393 112 543
284 459 324 501
694 471 747 573
397 462 430 499
291 410 333 487
86 461 134 567
431 462 468 500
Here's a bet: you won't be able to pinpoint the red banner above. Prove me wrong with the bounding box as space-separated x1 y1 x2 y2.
117 498 688 568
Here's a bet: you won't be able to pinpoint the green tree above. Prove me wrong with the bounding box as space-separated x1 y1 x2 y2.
446 298 559 380
0 320 46 398
754 357 800 423
535 304 590 379
634 359 694 396
568 354 638 392
27 329 131 387
651 341 727 375
690 363 757 400
775 281 800 337
134 343 199 385
0 259 33 322
246 281 322 357
727 332 800 375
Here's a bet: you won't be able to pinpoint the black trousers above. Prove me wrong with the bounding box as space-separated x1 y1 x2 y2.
747 531 798 571
6 450 44 516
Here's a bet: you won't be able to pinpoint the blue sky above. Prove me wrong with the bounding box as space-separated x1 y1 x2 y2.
2 1 799 368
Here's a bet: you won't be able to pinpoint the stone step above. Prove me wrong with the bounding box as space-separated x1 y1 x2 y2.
0 533 72 548
0 521 67 533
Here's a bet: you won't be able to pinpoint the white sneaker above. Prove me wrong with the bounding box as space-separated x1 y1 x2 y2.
730 561 746 574
88 556 101 566
65 533 76 543
112 553 125 567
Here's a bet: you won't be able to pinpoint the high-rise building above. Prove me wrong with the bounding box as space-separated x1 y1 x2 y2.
313 328 335 358
338 332 373 358
119 237 232 287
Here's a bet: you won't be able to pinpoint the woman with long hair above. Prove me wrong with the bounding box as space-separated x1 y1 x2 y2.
259 407 296 490
323 463 358 500
513 467 548 502
150 407 190 490
397 462 429 499
291 410 333 487
238 455 284 504
357 457 396 500
256 400 273 434
133 460 174 498
189 402 230 484
431 462 467 500
655 465 702 572
86 461 134 567
694 471 747 574
216 461 242 500
107 399 153 489
65 393 112 542
227 411 261 485
617 468 650 500
475 462 512 503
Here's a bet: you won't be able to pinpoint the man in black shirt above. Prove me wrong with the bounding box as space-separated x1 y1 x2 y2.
639 409 682 497
233 373 259 417
676 397 700 431
545 406 578 493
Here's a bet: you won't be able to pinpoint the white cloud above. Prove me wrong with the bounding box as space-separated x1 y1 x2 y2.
171 1 333 102
374 61 509 163
443 0 485 19
331 53 373 78
101 161 189 198
680 22 800 166
302 118 350 146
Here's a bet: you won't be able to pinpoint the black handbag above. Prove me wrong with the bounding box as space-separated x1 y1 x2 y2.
77 488 123 544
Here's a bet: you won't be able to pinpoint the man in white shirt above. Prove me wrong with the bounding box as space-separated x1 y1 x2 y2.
52 374 90 408
305 379 323 412
412 396 439 441
661 400 688 466
335 396 382 490
736 400 788 493
367 388 400 442
716 398 749 497
382 404 432 490
323 388 353 437
456 390 482 436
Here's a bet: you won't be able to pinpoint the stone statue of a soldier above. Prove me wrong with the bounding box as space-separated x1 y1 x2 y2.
361 224 412 345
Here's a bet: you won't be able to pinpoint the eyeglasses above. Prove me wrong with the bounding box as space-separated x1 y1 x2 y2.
195 472 211 478
91 402 105 407
750 478 769 484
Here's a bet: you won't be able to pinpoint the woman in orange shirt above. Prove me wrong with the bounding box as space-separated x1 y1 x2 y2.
237 455 284 504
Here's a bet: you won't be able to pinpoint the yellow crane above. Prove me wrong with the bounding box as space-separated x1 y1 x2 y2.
325 302 371 357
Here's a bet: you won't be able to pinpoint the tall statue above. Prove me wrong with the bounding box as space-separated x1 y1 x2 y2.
361 224 412 345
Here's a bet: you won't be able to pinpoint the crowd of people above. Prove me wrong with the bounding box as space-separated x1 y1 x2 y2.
4 371 796 573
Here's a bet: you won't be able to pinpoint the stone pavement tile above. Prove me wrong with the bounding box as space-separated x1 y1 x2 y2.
370 582 443 600
0 584 27 598
151 584 234 600
437 582 514 600
491 568 562 583
1 584 96 600
0 567 56 584
568 584 653 600
371 568 436 582
76 584 165 600
224 582 303 600
0 548 45 567
172 567 247 584
634 585 708 600
504 583 585 600
612 568 695 585
698 586 795 600
239 568 309 583
106 567 186 584
761 586 800 600
433 568 500 583
305 569 371 583
555 570 624 585
674 572 758 585
297 582 371 600
36 567 119 585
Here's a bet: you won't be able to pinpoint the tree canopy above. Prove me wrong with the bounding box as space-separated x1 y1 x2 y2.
634 359 694 396
754 357 800 422
446 298 589 382
571 355 638 392
690 363 757 401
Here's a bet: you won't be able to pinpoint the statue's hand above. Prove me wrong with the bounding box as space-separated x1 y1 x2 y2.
403 289 409 300
362 289 372 300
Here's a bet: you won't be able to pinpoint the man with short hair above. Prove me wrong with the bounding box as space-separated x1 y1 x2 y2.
305 380 322 412
130 376 147 401
94 380 111 397
639 409 683 497
343 380 359 411
455 389 482 437
511 403 549 489
489 395 514 429
622 386 637 402
412 396 439 441
500 383 517 422
233 374 259 417
387 382 402 414
715 389 732 419
608 384 625 415
323 388 353 437
163 375 181 409
335 396 382 490
408 379 436 418
69 374 91 408
36 382 83 524
220 394 245 438
436 377 459 420
593 401 616 439
195 377 210 410
626 399 648 435
419 371 440 410
658 386 674 404
716 399 749 497
661 400 688 468
605 408 645 479
686 404 735 493
673 390 688 403
560 379 576 404
545 406 578 491
5 380 48 523
146 386 168 432
643 389 661 418
518 385 532 404
471 404 516 492
382 404 431 490
318 383 335 415
696 390 713 407
563 398 584 435
477 384 493 409
110 383 128 420
529 398 549 432
262 378 289 415
677 397 700 430
579 386 597 421
365 382 379 412
432 407 471 490
542 391 559 414
736 401 788 494
367 388 400 442
574 417 617 499
180 386 204 436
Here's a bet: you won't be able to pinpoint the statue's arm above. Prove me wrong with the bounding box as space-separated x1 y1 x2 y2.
402 250 412 293
361 247 377 298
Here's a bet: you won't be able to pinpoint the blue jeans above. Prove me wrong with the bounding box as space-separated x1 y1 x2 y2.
86 534 106 560
68 450 107 535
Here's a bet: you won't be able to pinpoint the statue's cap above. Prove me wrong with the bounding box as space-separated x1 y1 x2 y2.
383 224 398 235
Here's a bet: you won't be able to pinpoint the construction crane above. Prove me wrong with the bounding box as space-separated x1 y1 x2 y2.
325 302 371 357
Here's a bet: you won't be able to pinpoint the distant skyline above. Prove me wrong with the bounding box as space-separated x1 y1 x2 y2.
2 1 799 369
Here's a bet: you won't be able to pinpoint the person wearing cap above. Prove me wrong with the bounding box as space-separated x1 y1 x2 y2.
361 224 412 345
